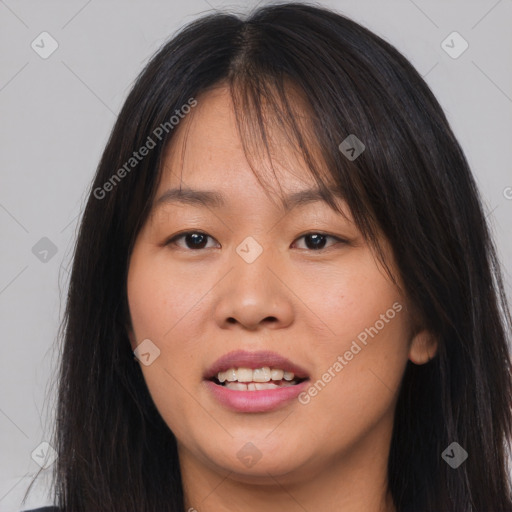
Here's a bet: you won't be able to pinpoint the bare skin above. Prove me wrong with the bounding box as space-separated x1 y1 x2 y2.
126 85 437 512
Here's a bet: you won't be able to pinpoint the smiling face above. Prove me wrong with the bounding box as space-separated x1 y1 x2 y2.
126 84 436 492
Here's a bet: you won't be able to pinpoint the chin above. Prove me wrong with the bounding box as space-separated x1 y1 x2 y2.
198 439 315 482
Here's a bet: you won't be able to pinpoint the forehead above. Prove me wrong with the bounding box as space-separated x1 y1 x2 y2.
157 85 333 204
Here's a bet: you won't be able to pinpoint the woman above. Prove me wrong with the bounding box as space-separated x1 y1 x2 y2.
22 2 512 511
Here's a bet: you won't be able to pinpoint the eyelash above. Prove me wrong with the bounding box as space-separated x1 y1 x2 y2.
164 231 348 252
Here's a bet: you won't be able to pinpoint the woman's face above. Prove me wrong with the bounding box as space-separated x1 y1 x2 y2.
126 85 435 485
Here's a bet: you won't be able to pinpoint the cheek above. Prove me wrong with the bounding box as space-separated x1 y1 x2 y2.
127 250 207 344
292 255 410 435
294 251 407 351
294 322 409 464
126 256 200 442
126 248 216 429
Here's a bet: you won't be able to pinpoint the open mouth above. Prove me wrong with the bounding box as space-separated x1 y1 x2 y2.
204 353 311 411
208 367 309 391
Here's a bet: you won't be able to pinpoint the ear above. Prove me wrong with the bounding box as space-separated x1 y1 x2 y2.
408 329 438 365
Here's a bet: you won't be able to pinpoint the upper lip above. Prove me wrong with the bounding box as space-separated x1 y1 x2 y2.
204 350 310 380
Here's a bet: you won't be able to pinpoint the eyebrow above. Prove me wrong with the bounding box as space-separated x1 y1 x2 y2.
152 186 342 213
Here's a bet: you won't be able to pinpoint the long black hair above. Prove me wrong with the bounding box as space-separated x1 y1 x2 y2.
23 2 512 511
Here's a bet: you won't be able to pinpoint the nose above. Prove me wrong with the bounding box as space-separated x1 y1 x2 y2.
213 241 295 331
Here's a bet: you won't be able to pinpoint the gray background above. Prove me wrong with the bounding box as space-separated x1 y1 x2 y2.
1 0 511 510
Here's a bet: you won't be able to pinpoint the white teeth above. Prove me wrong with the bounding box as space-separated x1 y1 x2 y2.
224 381 295 391
216 367 296 384
254 382 278 390
217 368 239 383
270 368 284 380
237 368 253 382
225 382 247 391
252 367 271 382
225 368 237 382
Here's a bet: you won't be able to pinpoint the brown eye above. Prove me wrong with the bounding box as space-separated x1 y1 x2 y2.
293 233 346 251
166 231 217 250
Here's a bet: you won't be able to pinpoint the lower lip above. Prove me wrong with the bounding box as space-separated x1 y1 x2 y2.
204 379 310 413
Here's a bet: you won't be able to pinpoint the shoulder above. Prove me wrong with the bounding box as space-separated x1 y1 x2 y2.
21 507 60 512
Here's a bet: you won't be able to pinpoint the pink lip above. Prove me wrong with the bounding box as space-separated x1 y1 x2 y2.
203 350 310 413
203 350 309 380
203 379 310 413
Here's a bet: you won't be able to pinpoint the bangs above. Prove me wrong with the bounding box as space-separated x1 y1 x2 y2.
159 67 398 288
226 67 396 286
